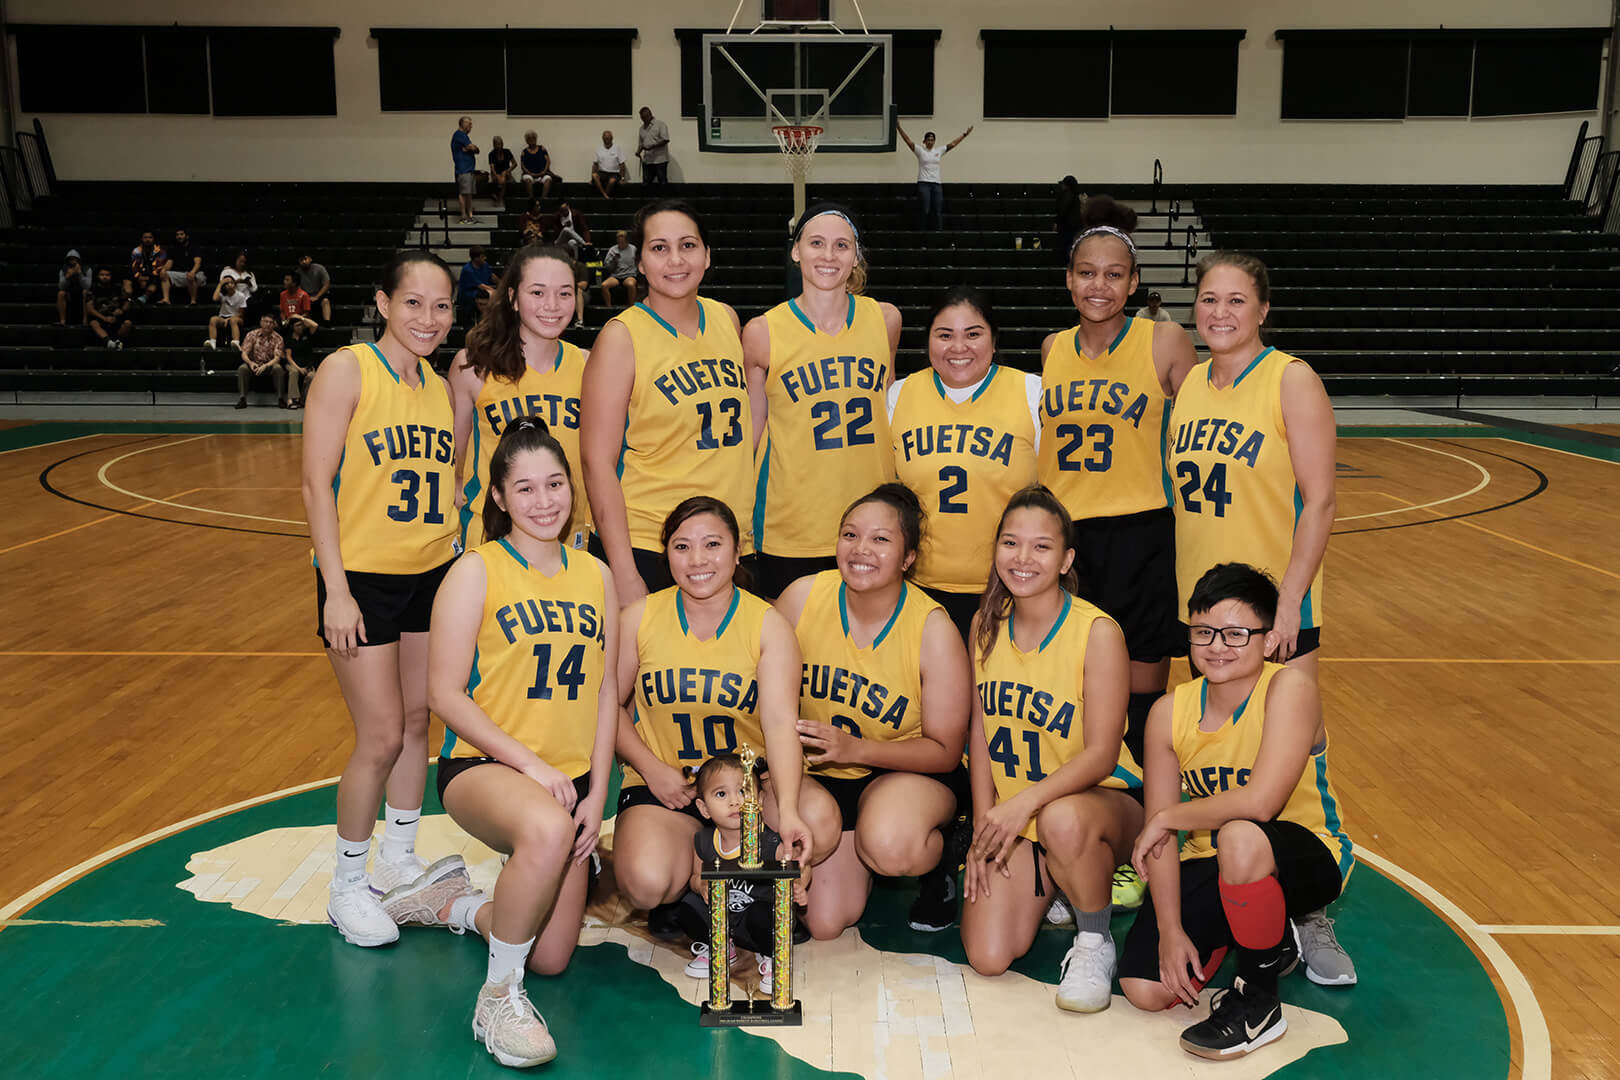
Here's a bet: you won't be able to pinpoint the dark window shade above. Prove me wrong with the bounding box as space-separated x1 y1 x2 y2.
1281 38 1407 119
1110 31 1243 115
507 30 636 115
1408 39 1472 116
1472 36 1602 116
16 26 146 113
677 28 934 119
982 31 1107 119
375 29 504 111
144 28 210 115
210 28 335 115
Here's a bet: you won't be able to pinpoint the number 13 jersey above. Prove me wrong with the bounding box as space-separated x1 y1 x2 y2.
614 299 754 554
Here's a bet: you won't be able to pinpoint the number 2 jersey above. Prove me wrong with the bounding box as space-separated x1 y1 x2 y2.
753 294 894 558
614 299 754 554
330 342 456 574
624 585 770 788
1166 347 1325 628
443 538 608 779
975 591 1142 843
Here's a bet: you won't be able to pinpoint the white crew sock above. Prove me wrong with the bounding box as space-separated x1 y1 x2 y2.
380 804 420 862
333 835 370 889
487 933 535 986
450 893 492 936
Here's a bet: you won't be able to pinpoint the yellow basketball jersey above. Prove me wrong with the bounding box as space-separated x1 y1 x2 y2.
1167 348 1326 628
1171 662 1353 879
329 342 457 575
460 341 591 550
891 366 1038 592
794 570 941 780
624 585 770 788
975 591 1143 842
614 299 754 553
754 295 895 557
1038 317 1173 520
443 539 607 779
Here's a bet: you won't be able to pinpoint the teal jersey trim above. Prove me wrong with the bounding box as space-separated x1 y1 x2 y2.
497 537 527 569
1315 751 1355 879
786 297 816 334
1197 677 1259 726
363 341 399 384
1223 345 1274 389
634 299 705 338
932 364 1000 404
753 435 771 550
840 581 908 648
1158 403 1175 508
1293 484 1317 628
1072 317 1132 360
1109 763 1143 789
676 587 740 639
1011 590 1072 653
459 422 484 548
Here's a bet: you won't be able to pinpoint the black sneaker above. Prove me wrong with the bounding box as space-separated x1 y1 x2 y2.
1178 977 1287 1060
647 900 683 941
907 866 958 932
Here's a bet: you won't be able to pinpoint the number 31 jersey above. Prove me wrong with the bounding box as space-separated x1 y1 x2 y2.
1166 347 1325 629
330 342 457 574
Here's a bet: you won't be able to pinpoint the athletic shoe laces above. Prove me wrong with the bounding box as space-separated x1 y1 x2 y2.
1297 915 1348 960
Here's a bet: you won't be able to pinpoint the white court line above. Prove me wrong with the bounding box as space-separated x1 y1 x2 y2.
95 435 306 525
1335 439 1492 521
1355 848 1549 1080
0 432 106 455
1480 925 1620 936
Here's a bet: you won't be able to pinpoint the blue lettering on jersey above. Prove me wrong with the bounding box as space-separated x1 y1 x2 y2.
898 424 1014 465
1171 417 1265 468
975 679 1075 739
494 599 604 648
638 667 761 713
801 663 910 730
653 357 747 405
362 424 455 467
1180 764 1253 798
484 393 581 434
1042 379 1151 430
779 355 887 404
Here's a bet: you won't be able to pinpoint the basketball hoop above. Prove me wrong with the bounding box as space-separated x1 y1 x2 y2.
772 125 823 180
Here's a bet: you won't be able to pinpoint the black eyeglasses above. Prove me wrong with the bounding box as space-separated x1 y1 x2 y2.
1188 624 1271 647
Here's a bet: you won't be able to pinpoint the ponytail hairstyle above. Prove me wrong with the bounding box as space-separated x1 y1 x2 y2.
839 482 926 578
1069 193 1140 274
481 415 574 543
792 201 868 296
377 249 454 299
464 244 579 385
660 495 753 589
974 485 1078 662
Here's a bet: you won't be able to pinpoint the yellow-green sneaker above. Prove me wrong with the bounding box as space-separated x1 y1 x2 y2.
1110 865 1145 912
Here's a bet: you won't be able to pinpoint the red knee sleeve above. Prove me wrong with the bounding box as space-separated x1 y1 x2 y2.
1218 875 1286 950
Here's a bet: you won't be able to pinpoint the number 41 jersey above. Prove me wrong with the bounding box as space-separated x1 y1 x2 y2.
331 342 457 574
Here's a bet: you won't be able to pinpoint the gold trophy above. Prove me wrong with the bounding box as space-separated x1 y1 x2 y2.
698 743 803 1027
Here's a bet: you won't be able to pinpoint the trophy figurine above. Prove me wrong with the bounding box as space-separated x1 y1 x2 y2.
698 743 803 1027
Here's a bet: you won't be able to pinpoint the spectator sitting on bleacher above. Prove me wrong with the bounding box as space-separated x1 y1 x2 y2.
57 249 90 326
545 199 591 259
488 136 517 210
520 131 559 200
221 251 257 298
520 197 547 245
86 266 132 349
457 246 497 327
162 228 206 305
279 272 319 333
296 253 332 322
591 130 627 198
1135 291 1176 323
1055 176 1085 267
283 317 317 409
235 312 290 410
206 276 249 351
130 231 167 301
599 230 638 308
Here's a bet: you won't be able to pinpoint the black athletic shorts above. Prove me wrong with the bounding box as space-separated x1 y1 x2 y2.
810 762 972 832
753 552 837 600
1071 507 1186 661
617 781 705 821
437 757 591 811
314 558 454 647
917 583 981 644
1117 819 1346 983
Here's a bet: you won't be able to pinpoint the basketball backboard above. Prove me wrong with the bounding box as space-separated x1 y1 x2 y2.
699 32 896 153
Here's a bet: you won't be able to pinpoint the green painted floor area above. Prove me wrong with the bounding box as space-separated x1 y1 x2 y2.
3 773 1509 1079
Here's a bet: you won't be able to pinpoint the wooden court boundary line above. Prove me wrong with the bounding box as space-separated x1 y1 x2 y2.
95 435 308 526
1334 440 1492 521
1365 490 1620 582
0 485 204 556
1479 925 1620 935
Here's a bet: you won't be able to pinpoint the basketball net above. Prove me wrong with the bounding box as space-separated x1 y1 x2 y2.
773 125 821 222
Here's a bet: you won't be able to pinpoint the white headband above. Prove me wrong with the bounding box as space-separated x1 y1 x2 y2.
1070 225 1138 260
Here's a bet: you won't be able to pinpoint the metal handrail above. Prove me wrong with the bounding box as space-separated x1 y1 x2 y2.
0 146 34 214
1165 198 1181 249
32 119 58 187
1583 149 1619 217
1150 159 1163 213
16 132 51 202
438 197 452 246
1571 137 1606 207
1563 120 1590 193
1181 223 1200 286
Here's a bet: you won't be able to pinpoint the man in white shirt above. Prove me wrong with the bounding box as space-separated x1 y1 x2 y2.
591 130 627 198
897 123 973 229
637 106 671 185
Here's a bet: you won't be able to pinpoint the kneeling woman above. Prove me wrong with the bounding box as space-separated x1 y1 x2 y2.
775 483 973 939
960 486 1143 1014
1120 563 1353 1062
612 497 823 929
426 417 620 1067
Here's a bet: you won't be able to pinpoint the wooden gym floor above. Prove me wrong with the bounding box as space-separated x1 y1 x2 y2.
0 416 1615 1079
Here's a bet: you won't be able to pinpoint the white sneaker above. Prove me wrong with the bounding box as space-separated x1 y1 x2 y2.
473 976 557 1068
381 854 482 926
758 955 773 996
683 940 737 978
1056 930 1116 1013
327 882 401 947
369 851 429 895
1045 895 1075 926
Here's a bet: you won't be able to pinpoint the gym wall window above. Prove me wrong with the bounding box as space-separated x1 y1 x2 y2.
980 29 1244 119
373 28 636 115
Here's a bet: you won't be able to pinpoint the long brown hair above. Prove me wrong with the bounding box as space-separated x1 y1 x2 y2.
463 244 577 384
481 416 574 543
973 485 1079 662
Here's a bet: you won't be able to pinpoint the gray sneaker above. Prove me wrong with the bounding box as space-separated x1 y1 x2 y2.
1293 910 1356 986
